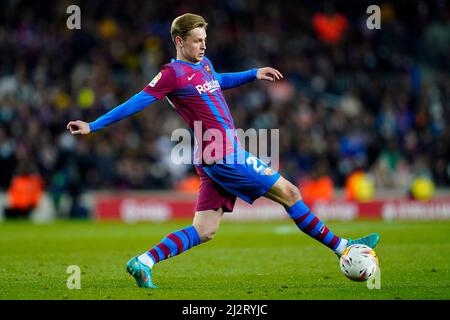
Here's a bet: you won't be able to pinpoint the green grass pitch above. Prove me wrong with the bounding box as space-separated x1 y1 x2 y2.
0 219 449 300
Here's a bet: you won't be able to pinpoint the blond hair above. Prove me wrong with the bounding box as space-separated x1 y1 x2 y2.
170 13 208 43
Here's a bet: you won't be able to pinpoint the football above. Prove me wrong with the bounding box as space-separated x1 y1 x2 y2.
339 244 379 282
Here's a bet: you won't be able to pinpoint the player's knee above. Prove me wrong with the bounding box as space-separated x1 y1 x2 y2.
283 182 302 205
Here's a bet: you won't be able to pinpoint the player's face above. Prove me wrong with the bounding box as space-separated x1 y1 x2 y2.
179 27 206 63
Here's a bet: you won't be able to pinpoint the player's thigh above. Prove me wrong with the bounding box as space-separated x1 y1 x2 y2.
193 208 224 241
264 176 302 208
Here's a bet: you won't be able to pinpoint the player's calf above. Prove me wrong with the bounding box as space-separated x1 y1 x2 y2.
127 225 202 288
265 178 302 208
133 225 202 271
266 177 380 256
128 209 222 288
266 177 348 254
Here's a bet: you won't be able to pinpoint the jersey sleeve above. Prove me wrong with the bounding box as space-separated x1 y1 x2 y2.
217 70 258 90
89 91 157 132
205 57 257 90
142 66 177 100
88 67 176 133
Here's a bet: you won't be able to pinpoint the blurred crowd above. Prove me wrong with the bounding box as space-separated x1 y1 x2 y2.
0 0 449 200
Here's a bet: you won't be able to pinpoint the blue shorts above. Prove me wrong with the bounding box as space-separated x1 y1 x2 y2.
200 150 281 204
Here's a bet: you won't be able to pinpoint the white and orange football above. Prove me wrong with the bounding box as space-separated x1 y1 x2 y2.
339 244 379 282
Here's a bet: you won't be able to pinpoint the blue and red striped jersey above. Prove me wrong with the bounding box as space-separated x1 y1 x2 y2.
143 57 257 164
89 56 257 165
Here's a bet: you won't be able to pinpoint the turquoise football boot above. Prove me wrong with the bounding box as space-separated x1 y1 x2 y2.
126 257 158 288
336 233 380 258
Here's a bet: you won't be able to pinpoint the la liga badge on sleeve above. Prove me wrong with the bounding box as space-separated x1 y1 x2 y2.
149 72 162 87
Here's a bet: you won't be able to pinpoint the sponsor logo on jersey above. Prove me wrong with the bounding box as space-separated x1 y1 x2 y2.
196 80 220 94
149 72 162 87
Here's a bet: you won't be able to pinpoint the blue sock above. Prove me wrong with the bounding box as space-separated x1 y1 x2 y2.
287 200 342 251
146 225 201 265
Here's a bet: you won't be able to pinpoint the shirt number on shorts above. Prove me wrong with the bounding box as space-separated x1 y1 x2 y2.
246 156 265 173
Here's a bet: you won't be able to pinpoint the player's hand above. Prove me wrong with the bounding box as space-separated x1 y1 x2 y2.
67 120 91 135
256 67 283 82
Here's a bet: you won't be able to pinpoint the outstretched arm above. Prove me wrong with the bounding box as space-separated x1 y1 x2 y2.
214 67 283 90
67 67 177 135
67 91 157 135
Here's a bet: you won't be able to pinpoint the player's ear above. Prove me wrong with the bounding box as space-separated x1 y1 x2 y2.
175 35 184 47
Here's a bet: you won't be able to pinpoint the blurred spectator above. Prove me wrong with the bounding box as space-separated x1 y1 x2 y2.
409 175 436 201
312 7 349 44
0 126 16 188
175 175 201 194
345 170 375 202
299 159 334 205
0 0 448 196
372 139 406 188
4 161 44 219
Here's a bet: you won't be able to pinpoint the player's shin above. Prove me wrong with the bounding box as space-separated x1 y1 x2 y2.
286 200 347 254
138 225 201 268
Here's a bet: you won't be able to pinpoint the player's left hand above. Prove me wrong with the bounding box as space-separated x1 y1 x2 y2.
67 120 91 135
256 67 283 82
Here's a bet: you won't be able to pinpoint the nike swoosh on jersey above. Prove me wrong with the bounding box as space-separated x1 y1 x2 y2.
187 74 196 80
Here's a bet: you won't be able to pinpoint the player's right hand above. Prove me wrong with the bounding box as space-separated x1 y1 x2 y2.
67 120 91 135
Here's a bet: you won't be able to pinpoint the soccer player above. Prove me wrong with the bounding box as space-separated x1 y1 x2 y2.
67 13 379 288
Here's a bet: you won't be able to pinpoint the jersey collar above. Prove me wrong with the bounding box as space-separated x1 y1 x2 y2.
171 58 202 68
